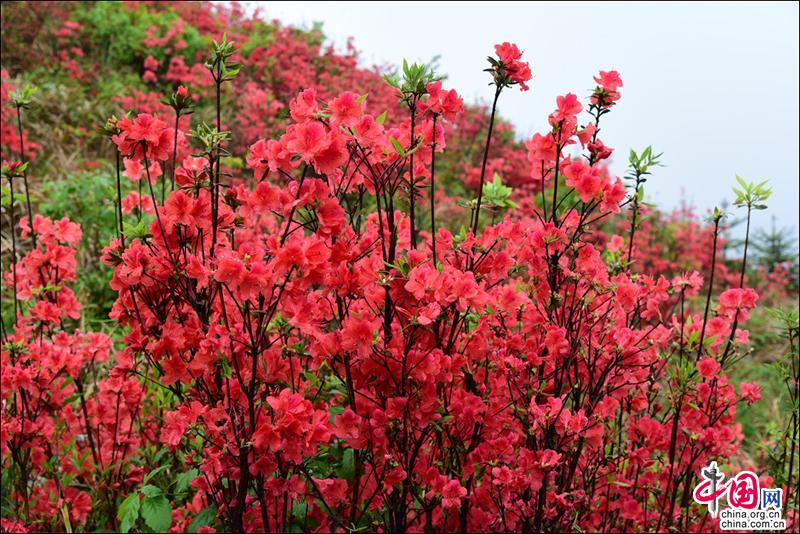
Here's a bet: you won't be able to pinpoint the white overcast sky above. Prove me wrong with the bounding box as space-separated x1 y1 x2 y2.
233 1 799 239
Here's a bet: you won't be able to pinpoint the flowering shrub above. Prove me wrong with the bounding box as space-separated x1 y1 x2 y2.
1 2 798 533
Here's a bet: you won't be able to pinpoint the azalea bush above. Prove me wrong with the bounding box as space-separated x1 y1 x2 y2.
1 2 798 533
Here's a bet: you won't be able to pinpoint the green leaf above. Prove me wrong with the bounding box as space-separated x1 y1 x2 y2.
117 493 140 533
142 464 169 484
731 175 771 209
218 356 233 378
375 110 387 125
123 219 150 239
337 448 355 480
454 225 468 244
389 136 406 157
483 172 515 209
187 505 218 533
141 494 172 532
175 468 199 494
382 72 401 90
139 484 162 498
152 447 169 465
290 500 319 530
735 174 748 189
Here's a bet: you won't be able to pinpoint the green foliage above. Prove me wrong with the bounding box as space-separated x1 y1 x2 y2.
384 59 443 106
336 448 356 481
289 500 318 532
206 34 241 83
483 172 518 210
191 122 232 156
1 161 29 181
117 465 191 532
117 493 140 533
745 306 784 351
731 358 785 443
752 222 798 268
39 170 120 324
749 218 800 292
9 82 37 108
174 468 199 497
457 173 518 225
74 3 206 68
389 135 405 157
0 184 24 209
187 506 218 533
711 206 727 225
140 489 172 532
240 21 277 57
123 219 152 241
75 3 153 67
733 306 799 462
626 146 663 183
732 175 771 211
484 56 512 89
623 147 663 240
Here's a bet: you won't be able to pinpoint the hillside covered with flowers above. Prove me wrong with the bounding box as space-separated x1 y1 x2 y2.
1 2 797 532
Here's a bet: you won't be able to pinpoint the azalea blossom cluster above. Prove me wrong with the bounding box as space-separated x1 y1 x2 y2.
1 212 144 534
492 42 533 91
1 26 788 534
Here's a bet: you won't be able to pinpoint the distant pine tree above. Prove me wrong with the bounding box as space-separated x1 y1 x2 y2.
751 215 799 288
